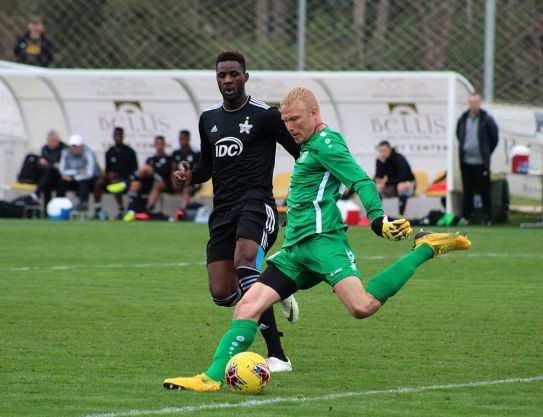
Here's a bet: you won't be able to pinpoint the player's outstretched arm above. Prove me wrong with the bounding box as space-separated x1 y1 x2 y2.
371 216 412 241
314 132 411 241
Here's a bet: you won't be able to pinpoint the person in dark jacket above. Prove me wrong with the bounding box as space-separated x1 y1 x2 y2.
93 127 138 219
375 141 415 216
456 94 499 225
14 16 53 67
31 130 67 209
123 135 175 219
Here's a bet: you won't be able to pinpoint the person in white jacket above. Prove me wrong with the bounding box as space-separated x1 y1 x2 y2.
57 134 100 210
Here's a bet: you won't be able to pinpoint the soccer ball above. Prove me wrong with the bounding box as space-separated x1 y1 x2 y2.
225 352 270 395
46 197 73 220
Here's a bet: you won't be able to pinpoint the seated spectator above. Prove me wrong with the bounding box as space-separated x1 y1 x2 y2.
14 16 53 67
31 130 67 209
171 129 200 213
56 134 99 211
374 140 415 216
124 135 174 220
93 127 138 219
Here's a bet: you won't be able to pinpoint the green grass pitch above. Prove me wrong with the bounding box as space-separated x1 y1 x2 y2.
1 220 542 417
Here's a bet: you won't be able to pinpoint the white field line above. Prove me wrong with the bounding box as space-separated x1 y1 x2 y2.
78 375 543 417
1 261 206 272
2 252 542 273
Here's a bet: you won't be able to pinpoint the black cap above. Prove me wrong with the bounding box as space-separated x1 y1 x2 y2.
179 129 190 136
113 127 124 135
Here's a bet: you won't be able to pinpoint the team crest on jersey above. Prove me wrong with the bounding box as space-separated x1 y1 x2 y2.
239 117 253 134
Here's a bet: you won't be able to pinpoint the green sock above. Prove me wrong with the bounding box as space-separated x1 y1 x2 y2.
204 319 258 382
366 245 433 303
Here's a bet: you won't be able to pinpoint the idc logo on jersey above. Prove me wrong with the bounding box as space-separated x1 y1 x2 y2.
215 137 244 157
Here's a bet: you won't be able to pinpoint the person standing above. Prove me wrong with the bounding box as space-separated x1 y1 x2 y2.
170 51 300 373
14 16 53 67
456 94 499 225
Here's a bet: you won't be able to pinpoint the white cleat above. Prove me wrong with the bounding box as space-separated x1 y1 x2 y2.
266 357 293 373
280 295 299 323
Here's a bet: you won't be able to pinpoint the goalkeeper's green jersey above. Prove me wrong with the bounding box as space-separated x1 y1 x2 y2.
283 127 384 247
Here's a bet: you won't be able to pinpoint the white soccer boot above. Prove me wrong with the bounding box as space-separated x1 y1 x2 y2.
266 356 293 373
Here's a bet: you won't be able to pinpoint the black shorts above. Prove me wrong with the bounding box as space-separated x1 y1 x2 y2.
164 177 174 193
257 264 298 301
139 174 171 194
206 199 278 264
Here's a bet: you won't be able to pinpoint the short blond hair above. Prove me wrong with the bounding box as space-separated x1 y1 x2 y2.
280 87 320 111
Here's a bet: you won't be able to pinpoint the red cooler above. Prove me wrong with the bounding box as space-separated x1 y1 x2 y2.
511 145 530 174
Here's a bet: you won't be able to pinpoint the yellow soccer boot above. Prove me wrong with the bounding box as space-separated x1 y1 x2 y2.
163 373 221 392
413 231 471 258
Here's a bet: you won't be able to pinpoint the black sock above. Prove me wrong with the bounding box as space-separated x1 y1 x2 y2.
127 191 138 211
399 195 408 216
259 306 286 361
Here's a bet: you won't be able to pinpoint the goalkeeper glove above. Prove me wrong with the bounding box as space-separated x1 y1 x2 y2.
371 216 412 241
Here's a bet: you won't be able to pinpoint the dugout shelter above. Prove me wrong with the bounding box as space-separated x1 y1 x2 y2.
0 61 474 214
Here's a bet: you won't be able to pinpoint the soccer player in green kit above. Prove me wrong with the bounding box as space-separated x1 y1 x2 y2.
163 87 471 392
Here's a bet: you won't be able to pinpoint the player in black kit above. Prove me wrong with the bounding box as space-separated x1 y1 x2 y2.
94 127 138 219
124 135 175 220
172 129 200 215
167 51 299 380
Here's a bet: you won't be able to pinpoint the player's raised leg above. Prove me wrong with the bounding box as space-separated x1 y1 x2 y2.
334 231 471 317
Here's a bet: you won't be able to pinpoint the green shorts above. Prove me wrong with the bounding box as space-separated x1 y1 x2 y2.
266 229 361 290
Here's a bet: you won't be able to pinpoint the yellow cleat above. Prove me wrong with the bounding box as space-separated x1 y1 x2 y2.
122 210 135 222
413 231 471 258
163 373 222 392
106 181 127 194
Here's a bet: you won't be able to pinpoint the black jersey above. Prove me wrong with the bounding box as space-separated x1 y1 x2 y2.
145 154 174 181
105 144 138 178
375 149 415 186
172 147 200 170
41 142 67 165
191 96 300 209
